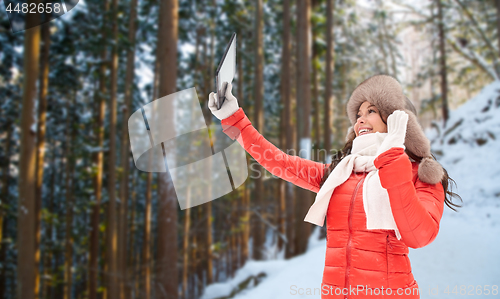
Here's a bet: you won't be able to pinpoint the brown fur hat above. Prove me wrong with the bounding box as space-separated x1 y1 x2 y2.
346 74 444 184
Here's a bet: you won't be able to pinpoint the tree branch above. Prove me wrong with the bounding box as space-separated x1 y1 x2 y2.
447 37 498 81
452 0 500 77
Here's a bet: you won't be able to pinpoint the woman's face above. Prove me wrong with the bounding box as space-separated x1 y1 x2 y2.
354 101 387 137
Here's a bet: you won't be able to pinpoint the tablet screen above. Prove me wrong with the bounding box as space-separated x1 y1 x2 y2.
216 33 237 108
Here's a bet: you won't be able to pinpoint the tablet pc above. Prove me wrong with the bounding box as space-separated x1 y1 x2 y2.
215 32 237 110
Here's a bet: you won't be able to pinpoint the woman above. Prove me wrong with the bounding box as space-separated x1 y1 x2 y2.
208 75 461 298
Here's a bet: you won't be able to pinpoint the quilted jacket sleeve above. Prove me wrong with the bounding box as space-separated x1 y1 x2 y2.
374 147 445 249
220 108 326 193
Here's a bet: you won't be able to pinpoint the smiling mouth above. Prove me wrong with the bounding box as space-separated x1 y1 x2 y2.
358 129 372 135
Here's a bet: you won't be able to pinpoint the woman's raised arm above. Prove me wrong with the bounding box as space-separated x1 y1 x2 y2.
208 84 326 193
220 108 326 193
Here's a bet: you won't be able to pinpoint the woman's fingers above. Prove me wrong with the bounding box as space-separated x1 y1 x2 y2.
387 110 408 134
208 92 218 112
225 82 237 102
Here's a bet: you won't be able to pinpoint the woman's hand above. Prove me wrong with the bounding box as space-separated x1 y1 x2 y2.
376 110 408 156
208 82 240 120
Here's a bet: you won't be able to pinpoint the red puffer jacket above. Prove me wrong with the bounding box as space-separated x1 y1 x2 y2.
221 108 445 299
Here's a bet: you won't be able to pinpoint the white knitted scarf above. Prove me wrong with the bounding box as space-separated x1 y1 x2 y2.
304 132 402 240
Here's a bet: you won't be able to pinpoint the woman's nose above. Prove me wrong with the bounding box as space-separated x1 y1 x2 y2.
356 115 366 124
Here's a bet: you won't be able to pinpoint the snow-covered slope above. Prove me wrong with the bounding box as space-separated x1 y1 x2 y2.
201 229 326 299
428 81 500 206
201 82 500 299
409 81 500 297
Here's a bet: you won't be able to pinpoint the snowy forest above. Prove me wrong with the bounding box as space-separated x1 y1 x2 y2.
0 0 499 299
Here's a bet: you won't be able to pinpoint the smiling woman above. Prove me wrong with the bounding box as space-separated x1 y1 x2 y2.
354 101 388 137
209 74 462 299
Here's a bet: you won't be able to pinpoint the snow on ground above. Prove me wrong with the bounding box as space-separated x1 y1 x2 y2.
201 228 327 299
201 82 500 299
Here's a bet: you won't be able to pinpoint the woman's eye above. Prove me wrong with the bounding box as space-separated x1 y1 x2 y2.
369 109 376 113
356 114 360 119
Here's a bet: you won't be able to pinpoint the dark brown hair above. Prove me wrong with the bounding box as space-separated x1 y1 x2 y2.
319 111 462 211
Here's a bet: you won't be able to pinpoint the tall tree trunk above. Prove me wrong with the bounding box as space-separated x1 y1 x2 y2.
281 0 296 259
311 0 321 161
181 90 201 295
384 27 398 79
42 149 56 299
376 0 397 78
334 18 348 148
229 199 237 278
155 0 179 298
236 31 250 269
119 0 138 297
106 0 120 297
338 40 349 147
34 18 50 299
377 28 389 74
237 31 244 109
180 18 210 295
181 196 191 299
252 0 265 261
77 190 89 299
128 171 138 298
319 0 336 241
324 0 335 165
101 234 107 299
189 24 202 298
195 206 204 297
213 209 221 282
143 169 152 299
181 107 196 298
201 12 214 286
143 32 160 299
190 210 198 299
279 0 291 255
205 200 213 283
0 120 13 299
295 0 312 255
134 250 140 299
436 0 449 125
89 1 109 298
52 209 64 299
242 161 251 263
312 36 320 162
17 5 41 299
63 90 77 299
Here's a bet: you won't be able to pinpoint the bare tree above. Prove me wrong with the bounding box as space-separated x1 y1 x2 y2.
324 0 335 165
295 0 313 255
312 23 320 162
63 88 77 299
252 0 265 261
89 2 109 298
119 0 139 297
279 0 297 259
34 16 50 299
237 32 251 266
142 25 160 299
155 0 179 298
436 0 449 125
17 3 41 298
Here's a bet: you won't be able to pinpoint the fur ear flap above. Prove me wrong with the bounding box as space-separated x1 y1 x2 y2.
404 111 431 158
418 157 444 185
